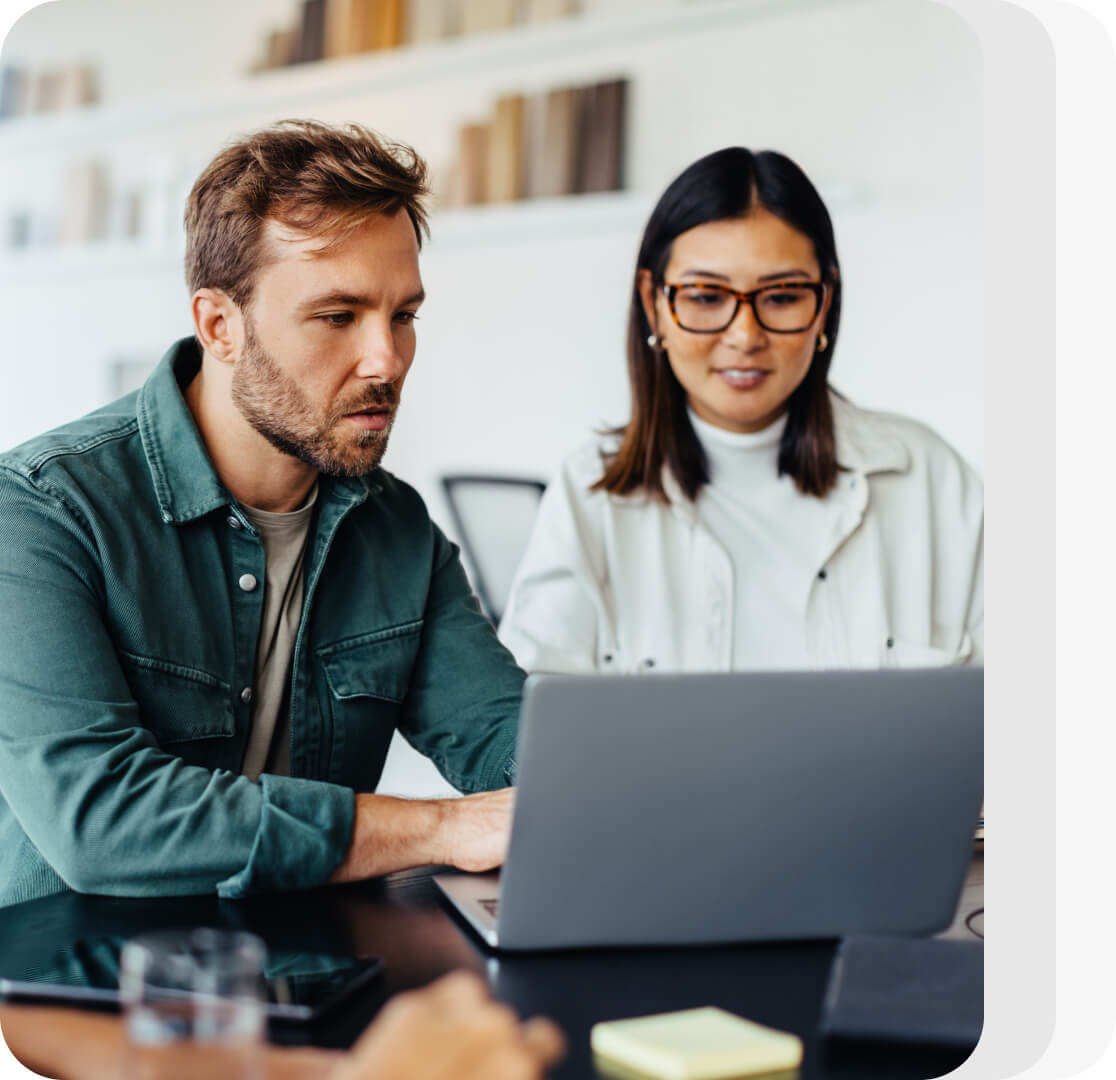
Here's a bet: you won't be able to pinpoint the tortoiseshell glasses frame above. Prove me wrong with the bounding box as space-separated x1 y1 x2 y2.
661 280 827 334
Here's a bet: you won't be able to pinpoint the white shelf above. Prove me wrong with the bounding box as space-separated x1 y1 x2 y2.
0 241 185 282
0 191 657 279
0 178 883 279
0 0 834 157
428 190 653 246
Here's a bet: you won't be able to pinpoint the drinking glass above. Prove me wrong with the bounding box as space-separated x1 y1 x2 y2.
119 928 266 1080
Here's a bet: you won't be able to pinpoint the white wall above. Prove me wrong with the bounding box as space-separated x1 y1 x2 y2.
2 0 300 99
2 0 984 478
1 0 984 795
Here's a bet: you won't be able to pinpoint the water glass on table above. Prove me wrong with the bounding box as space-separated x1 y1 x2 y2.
119 928 267 1080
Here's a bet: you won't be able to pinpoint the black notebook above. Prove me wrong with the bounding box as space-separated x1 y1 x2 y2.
820 935 983 1050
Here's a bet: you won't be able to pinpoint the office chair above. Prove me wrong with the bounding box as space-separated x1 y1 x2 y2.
440 474 547 625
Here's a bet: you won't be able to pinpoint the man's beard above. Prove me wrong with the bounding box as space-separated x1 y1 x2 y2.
231 321 398 478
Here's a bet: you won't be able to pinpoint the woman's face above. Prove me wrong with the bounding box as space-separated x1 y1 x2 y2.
638 208 831 434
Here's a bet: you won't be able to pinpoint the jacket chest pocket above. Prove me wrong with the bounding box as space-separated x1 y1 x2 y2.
117 651 236 767
317 620 423 787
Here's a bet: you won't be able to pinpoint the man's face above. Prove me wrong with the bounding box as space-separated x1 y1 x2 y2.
230 210 424 477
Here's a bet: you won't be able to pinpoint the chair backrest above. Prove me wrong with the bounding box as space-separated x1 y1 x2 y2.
440 475 546 624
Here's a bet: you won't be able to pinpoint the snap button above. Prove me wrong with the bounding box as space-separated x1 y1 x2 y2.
240 686 254 705
238 573 258 592
226 515 243 530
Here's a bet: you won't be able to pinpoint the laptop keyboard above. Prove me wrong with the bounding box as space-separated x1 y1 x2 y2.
479 898 500 917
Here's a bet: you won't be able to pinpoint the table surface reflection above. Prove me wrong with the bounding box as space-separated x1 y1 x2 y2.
0 851 983 1080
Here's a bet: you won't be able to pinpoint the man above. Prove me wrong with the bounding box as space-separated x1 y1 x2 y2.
0 120 522 907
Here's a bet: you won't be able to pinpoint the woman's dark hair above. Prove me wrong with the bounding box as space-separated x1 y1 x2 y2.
594 147 842 501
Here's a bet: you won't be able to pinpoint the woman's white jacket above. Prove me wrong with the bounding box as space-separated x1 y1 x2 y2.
498 395 983 674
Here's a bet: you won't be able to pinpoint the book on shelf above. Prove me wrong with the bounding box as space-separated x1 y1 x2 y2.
0 66 29 119
325 0 373 56
525 0 579 21
406 0 455 44
3 63 99 114
485 94 527 204
447 121 490 207
5 211 32 251
575 78 627 194
31 70 63 113
326 0 404 57
373 0 406 50
262 26 300 68
56 64 98 109
257 0 576 67
295 0 329 63
459 0 519 37
526 85 580 198
58 161 111 246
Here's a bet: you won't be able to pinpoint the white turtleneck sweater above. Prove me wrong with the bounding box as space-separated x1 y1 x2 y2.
689 408 843 671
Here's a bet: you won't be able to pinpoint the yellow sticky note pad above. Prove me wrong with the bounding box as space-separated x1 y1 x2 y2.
590 1006 803 1080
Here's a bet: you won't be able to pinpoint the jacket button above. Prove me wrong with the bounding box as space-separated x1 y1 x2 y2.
641 658 655 669
226 515 243 531
886 637 895 649
817 568 827 580
602 653 614 664
238 574 258 592
240 686 254 705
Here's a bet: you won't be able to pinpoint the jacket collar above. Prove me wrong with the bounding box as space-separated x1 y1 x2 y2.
137 337 372 525
830 393 910 477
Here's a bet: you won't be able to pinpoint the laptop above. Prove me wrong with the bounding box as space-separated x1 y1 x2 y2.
435 668 983 951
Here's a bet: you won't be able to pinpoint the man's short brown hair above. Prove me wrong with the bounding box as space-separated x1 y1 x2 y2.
185 119 429 308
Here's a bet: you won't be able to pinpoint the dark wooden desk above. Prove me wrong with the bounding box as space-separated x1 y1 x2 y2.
0 850 982 1080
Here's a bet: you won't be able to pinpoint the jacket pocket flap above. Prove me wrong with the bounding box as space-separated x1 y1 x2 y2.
318 620 423 704
885 632 974 668
118 651 235 743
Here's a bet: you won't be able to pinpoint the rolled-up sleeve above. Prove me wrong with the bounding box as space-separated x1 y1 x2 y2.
216 774 353 898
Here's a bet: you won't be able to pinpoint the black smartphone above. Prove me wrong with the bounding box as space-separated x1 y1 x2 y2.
0 956 384 1024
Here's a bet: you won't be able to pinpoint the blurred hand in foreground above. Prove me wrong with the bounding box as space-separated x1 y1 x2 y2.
332 970 564 1080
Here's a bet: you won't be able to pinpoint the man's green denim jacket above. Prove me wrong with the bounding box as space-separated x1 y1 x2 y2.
0 339 523 908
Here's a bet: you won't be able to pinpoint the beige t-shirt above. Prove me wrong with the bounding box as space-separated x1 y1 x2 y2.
239 486 318 782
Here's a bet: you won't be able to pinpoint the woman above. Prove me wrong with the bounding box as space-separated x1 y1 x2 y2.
499 148 983 674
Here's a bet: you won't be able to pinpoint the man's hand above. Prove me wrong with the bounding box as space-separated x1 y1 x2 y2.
330 788 516 884
437 787 515 872
331 971 564 1080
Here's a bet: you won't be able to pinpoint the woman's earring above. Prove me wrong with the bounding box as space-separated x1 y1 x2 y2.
647 333 662 349
816 331 829 353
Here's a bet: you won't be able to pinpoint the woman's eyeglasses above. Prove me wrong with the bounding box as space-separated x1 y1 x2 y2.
662 281 826 334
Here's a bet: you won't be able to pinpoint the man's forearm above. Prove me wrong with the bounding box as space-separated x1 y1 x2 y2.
329 788 514 884
328 793 450 883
